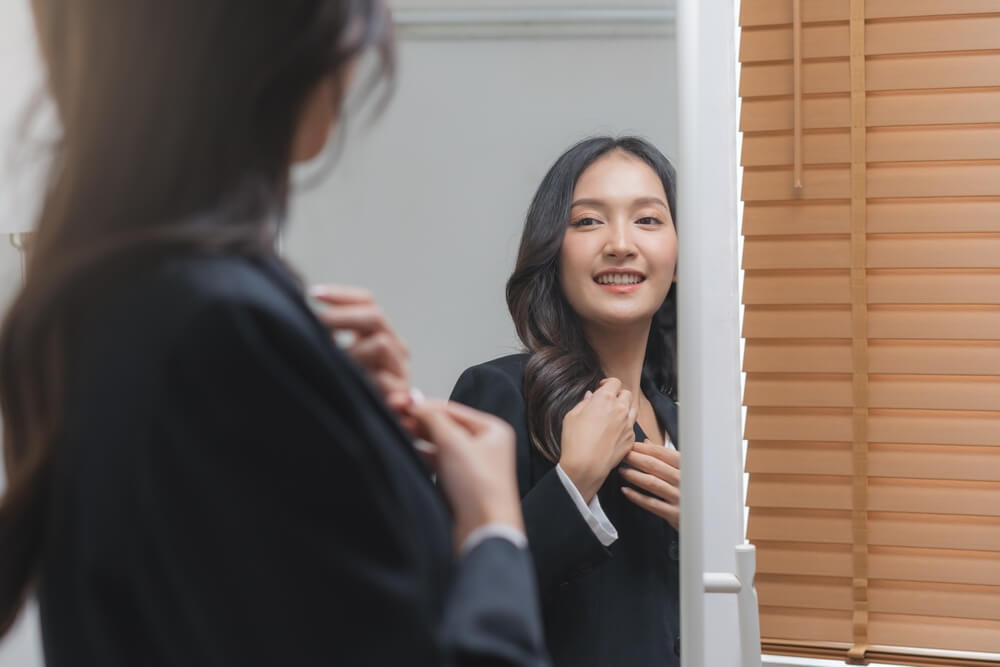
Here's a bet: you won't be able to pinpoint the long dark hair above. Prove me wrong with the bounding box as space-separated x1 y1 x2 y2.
506 136 678 462
0 0 394 636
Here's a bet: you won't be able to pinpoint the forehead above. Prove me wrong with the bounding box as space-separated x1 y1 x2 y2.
572 150 667 204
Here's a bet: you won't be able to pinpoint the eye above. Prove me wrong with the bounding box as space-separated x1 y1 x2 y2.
636 216 664 226
570 217 601 228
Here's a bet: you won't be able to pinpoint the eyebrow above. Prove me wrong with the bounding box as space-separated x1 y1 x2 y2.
571 196 669 210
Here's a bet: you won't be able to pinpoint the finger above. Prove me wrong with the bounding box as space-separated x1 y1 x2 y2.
410 401 470 447
443 400 507 436
595 377 622 396
622 450 679 486
412 439 439 467
315 304 391 336
626 400 639 427
621 486 680 524
618 468 679 504
350 332 409 378
567 390 594 416
373 371 409 400
385 390 412 412
632 442 681 468
309 284 374 305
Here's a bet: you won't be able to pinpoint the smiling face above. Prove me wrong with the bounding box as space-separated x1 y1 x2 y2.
558 149 678 331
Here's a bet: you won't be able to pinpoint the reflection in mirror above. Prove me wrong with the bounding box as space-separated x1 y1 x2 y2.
448 137 681 666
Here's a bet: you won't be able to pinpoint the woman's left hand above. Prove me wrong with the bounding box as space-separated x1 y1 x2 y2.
619 442 680 530
311 285 417 430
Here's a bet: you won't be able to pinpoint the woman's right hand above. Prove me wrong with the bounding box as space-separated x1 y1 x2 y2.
558 378 637 503
410 400 524 553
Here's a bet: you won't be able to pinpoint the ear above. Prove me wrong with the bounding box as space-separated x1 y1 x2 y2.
290 76 341 164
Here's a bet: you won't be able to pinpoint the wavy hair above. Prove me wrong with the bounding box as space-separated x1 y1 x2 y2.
506 136 677 462
0 0 394 636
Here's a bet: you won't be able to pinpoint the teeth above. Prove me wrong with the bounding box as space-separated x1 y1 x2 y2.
596 274 642 285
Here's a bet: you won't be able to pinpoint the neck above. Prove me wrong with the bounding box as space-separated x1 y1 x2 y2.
584 318 651 399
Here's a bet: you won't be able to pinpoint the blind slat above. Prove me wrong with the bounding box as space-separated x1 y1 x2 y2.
748 442 1000 482
760 606 853 643
740 0 1000 26
743 306 852 336
743 165 1000 202
742 90 1000 132
757 575 853 611
741 53 1000 98
869 613 1000 653
747 409 1000 446
868 272 1000 305
870 341 1000 375
746 375 1000 411
742 127 1000 167
743 200 1000 235
748 474 1000 516
748 509 1000 551
871 308 1000 339
871 581 1000 622
743 269 1000 306
743 235 1000 269
755 542 1000 587
745 341 1000 374
742 16 1000 62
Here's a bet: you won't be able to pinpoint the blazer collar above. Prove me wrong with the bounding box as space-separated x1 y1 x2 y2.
633 371 679 448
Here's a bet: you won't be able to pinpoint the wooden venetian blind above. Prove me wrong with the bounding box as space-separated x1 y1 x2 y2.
740 1 1000 665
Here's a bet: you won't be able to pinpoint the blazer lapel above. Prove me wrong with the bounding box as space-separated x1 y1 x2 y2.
641 373 679 449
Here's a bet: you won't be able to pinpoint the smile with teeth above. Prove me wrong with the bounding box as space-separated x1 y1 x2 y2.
595 273 645 286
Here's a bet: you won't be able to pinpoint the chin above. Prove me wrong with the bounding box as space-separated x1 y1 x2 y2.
587 308 658 329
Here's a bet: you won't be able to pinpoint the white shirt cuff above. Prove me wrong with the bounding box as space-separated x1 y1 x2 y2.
555 464 618 547
460 523 528 555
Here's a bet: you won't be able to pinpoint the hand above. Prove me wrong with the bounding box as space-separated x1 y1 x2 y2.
558 378 637 504
409 400 523 552
311 285 416 430
619 442 680 530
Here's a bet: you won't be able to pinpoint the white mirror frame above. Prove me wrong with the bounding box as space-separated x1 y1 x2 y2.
677 1 761 666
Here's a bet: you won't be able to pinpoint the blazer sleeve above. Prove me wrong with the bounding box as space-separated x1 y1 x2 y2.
451 364 612 599
155 299 548 667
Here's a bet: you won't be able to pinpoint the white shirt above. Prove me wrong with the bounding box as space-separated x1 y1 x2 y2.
557 431 676 547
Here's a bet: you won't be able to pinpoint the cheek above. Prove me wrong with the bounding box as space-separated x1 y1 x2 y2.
646 234 678 292
558 238 592 303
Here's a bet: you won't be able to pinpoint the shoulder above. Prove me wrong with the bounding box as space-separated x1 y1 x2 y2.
452 353 529 400
151 254 303 323
126 254 314 343
450 353 530 424
77 253 332 391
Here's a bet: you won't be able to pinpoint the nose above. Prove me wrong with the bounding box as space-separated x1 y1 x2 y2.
604 220 637 259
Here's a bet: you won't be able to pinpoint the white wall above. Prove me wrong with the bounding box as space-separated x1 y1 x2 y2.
285 32 677 399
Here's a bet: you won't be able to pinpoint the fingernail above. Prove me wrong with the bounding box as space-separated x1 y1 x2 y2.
410 387 425 405
309 285 328 297
584 390 592 398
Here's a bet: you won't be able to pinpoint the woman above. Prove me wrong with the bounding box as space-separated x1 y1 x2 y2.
0 2 548 666
451 136 681 666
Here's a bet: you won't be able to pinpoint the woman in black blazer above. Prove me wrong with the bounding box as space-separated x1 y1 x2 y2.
452 137 682 666
0 2 547 666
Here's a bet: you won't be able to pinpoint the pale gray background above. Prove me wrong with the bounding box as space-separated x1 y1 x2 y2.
0 2 677 664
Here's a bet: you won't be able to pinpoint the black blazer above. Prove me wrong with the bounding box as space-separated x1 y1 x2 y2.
451 354 680 667
37 252 548 667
